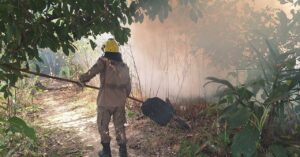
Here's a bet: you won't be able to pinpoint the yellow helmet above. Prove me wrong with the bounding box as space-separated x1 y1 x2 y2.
102 38 119 53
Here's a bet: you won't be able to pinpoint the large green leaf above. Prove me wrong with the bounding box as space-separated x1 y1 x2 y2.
270 144 288 157
220 105 251 129
231 125 260 157
8 117 36 141
205 77 235 90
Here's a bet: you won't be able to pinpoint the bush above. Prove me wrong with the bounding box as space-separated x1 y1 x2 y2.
0 116 37 156
205 40 300 156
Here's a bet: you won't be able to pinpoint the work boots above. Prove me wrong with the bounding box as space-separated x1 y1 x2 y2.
99 142 112 157
119 143 128 157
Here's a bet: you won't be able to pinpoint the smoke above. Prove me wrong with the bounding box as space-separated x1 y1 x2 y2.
127 15 226 100
125 0 290 100
61 0 295 102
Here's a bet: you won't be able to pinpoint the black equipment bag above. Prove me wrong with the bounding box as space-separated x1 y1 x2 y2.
141 97 175 126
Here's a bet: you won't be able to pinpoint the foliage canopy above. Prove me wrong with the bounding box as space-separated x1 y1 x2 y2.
0 0 172 96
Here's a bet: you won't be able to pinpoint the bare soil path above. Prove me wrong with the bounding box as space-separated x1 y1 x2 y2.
32 81 198 157
33 83 141 157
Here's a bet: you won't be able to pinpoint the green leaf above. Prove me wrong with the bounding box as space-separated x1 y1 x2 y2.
236 87 254 100
8 116 36 141
220 105 251 129
89 39 97 50
0 84 11 99
62 45 70 56
266 84 290 104
3 91 11 99
205 77 235 90
270 144 288 157
23 127 36 141
231 125 260 157
0 84 7 92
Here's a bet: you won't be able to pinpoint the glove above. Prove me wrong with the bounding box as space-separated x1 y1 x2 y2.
76 75 86 88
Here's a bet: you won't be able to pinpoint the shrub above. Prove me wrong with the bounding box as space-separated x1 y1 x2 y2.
205 40 300 156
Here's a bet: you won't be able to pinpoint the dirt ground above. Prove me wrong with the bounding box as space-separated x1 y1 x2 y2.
32 81 211 157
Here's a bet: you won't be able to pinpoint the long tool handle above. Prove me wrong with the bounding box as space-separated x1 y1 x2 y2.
2 64 144 103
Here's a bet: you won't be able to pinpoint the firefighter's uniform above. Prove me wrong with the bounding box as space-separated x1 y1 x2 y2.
79 38 131 157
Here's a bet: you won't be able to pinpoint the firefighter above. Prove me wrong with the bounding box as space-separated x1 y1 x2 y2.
78 38 131 157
